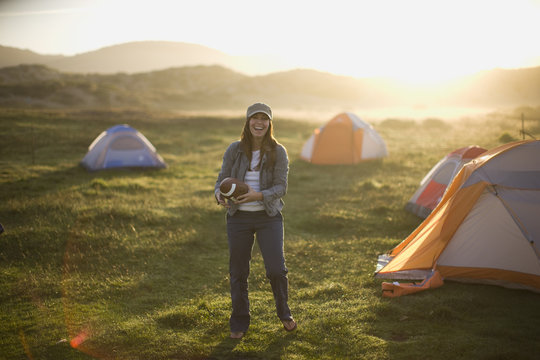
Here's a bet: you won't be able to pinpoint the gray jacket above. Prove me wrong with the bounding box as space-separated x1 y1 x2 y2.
215 141 289 216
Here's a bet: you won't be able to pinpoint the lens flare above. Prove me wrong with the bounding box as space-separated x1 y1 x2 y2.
69 330 89 349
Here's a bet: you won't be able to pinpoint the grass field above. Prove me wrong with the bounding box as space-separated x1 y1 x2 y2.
1 107 539 360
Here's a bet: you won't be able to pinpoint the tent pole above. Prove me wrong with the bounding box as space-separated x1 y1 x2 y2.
521 113 525 140
31 121 35 165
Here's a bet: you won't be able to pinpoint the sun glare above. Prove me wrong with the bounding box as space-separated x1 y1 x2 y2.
1 0 539 81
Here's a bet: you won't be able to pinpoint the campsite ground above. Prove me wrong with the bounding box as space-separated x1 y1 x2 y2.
1 107 539 359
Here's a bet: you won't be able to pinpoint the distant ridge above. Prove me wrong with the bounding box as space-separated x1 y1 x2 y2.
0 45 65 68
1 63 539 114
0 41 290 75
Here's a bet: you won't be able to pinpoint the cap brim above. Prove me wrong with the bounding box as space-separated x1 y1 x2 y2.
247 110 272 120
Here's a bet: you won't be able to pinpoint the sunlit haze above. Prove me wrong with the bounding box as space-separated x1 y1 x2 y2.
1 0 540 83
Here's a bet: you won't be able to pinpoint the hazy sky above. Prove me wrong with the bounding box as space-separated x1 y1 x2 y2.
1 0 540 81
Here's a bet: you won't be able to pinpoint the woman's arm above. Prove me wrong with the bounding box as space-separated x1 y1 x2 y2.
214 142 239 206
261 144 289 204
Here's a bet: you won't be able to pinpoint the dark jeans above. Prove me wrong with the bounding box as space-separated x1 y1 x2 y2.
226 210 292 332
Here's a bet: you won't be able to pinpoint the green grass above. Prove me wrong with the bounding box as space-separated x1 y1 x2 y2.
1 108 539 360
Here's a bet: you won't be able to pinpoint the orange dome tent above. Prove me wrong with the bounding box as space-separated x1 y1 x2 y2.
300 113 387 164
376 140 540 295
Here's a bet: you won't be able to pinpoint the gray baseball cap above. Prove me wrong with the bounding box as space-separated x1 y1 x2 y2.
246 102 272 120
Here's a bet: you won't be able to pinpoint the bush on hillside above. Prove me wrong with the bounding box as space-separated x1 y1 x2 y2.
379 118 416 129
499 132 517 143
422 118 449 129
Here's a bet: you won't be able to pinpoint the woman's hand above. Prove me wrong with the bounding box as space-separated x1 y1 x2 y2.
235 185 263 204
215 190 231 208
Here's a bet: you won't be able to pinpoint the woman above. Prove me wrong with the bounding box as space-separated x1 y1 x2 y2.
215 102 296 339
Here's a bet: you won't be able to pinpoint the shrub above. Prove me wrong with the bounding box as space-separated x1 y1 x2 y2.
499 132 516 143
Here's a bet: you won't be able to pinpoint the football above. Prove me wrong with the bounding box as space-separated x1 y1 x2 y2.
219 177 249 201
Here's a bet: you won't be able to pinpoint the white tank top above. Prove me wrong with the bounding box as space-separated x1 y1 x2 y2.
239 150 265 211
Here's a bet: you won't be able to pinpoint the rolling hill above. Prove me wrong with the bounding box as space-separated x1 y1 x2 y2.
0 41 289 76
0 41 539 117
0 64 365 111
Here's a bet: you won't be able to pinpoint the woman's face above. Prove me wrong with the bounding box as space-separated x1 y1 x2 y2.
249 113 270 140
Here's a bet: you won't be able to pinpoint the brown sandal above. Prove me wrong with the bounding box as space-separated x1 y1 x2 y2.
230 331 245 339
282 319 297 332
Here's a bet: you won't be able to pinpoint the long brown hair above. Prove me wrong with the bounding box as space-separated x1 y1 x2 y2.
240 117 278 169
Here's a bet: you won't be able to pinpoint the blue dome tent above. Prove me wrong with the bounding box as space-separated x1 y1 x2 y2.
81 124 167 171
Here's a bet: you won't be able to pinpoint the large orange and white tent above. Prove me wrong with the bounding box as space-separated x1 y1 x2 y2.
376 140 540 293
405 145 487 218
300 113 387 164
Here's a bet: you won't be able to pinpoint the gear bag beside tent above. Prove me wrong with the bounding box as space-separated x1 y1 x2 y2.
81 124 167 171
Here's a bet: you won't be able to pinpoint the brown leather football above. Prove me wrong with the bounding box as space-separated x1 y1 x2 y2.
219 177 249 201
